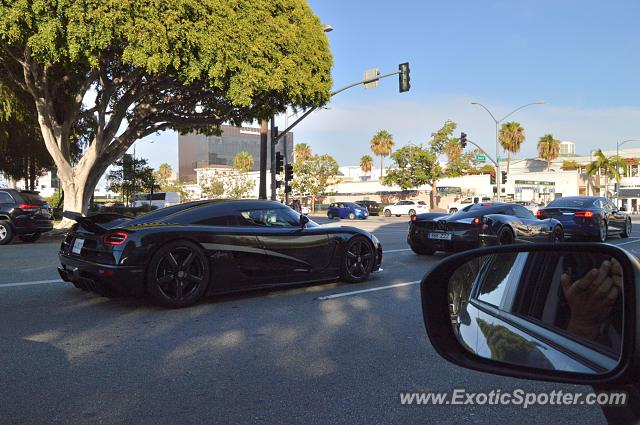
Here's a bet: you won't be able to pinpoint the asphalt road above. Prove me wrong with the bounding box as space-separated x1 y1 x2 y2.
3 215 640 424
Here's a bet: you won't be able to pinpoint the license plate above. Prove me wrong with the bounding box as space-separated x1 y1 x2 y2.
428 232 452 240
72 238 85 254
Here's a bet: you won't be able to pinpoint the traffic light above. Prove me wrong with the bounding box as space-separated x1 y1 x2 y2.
399 62 410 93
285 164 294 182
501 171 507 184
275 152 284 174
490 171 496 185
460 132 467 149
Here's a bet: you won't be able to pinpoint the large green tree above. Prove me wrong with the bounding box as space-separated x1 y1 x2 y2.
291 153 339 211
105 154 154 206
370 130 394 177
537 134 561 171
498 121 525 173
0 0 332 225
586 150 624 198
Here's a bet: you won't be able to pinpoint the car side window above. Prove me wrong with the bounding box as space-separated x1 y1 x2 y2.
0 192 14 203
475 253 525 310
514 205 532 219
239 208 299 227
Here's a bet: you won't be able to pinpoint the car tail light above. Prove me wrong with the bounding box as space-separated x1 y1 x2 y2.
103 231 128 245
18 203 39 212
575 211 594 218
472 217 481 225
535 210 542 218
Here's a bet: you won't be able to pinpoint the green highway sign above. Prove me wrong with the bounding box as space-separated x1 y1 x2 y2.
475 155 486 161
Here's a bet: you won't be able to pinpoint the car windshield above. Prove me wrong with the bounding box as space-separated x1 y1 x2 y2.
547 198 595 208
19 191 44 204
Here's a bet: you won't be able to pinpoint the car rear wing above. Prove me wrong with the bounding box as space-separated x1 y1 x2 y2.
62 211 128 234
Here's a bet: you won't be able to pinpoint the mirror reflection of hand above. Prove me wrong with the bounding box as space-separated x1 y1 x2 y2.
560 258 622 340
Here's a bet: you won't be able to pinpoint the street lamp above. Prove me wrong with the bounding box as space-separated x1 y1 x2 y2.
616 139 640 205
470 100 544 201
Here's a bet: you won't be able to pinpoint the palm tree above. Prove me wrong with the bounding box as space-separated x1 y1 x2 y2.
537 134 560 171
294 143 312 162
499 121 525 173
586 150 624 198
360 155 373 176
233 151 254 173
370 130 394 178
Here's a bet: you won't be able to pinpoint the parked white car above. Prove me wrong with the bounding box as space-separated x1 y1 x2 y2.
301 206 311 215
383 200 429 217
447 195 492 213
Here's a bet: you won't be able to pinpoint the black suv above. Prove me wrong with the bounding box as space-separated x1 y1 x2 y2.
355 200 380 216
0 189 53 245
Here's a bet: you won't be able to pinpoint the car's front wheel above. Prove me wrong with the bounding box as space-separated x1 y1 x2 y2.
384 209 391 217
327 212 334 219
408 209 416 216
622 218 632 238
348 212 356 220
19 233 41 243
147 240 210 308
498 227 515 245
551 225 564 242
341 236 374 283
0 220 14 245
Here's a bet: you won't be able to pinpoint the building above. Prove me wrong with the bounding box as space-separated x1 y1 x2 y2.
178 125 294 182
559 141 576 157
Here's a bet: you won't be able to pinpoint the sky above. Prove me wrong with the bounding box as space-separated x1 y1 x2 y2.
134 0 640 172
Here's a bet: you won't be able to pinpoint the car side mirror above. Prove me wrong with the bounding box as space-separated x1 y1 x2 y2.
420 243 639 385
300 214 309 229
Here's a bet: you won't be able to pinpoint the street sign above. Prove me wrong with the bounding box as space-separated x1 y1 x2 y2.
364 68 380 89
475 155 486 161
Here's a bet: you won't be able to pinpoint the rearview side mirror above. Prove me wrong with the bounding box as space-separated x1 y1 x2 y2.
300 214 309 229
420 243 639 385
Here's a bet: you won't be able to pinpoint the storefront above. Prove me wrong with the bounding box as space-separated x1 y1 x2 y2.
513 180 558 204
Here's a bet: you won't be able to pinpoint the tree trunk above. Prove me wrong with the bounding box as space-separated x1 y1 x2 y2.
380 155 384 180
429 181 437 210
506 151 511 174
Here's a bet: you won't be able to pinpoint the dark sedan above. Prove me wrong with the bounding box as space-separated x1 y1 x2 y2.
58 200 382 308
537 196 631 242
408 202 563 255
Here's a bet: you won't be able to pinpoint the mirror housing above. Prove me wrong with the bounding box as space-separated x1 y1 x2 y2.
300 214 309 229
420 243 640 385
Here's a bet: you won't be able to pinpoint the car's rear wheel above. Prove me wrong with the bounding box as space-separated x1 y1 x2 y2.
408 209 416 216
384 209 391 217
19 233 41 243
341 236 374 283
597 220 608 242
449 208 458 214
622 218 632 238
0 220 14 245
498 227 515 245
348 212 356 220
327 212 333 219
551 226 564 242
147 240 210 308
411 245 436 255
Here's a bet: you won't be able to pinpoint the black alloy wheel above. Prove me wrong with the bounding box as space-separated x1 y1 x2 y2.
622 218 631 238
147 240 210 308
552 226 564 242
498 227 515 245
597 220 608 242
342 237 375 283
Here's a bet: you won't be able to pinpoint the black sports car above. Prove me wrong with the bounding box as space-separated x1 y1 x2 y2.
58 200 382 307
407 202 564 255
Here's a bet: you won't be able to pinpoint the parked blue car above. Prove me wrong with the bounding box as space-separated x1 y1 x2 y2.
327 202 369 220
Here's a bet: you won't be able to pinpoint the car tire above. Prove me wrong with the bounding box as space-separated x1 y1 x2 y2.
596 220 608 242
395 214 401 217
384 210 391 217
497 227 515 245
341 236 375 283
348 212 356 220
408 209 416 216
146 240 210 308
0 220 14 245
622 218 632 238
449 208 458 214
19 233 41 243
327 212 333 219
410 245 436 255
551 225 564 243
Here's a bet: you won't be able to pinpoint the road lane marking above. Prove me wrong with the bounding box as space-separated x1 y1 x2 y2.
612 238 640 247
384 248 412 253
317 280 420 300
0 279 63 288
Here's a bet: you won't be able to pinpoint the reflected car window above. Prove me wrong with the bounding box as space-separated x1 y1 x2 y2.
476 253 523 309
240 208 300 227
